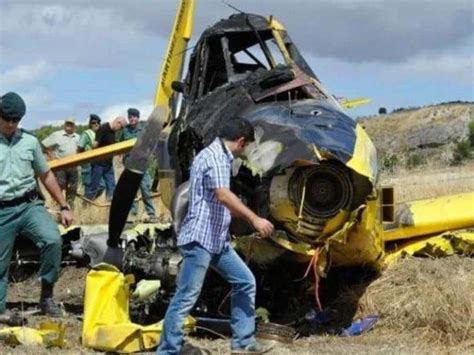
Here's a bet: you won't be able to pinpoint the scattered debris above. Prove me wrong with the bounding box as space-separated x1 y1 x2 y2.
339 316 379 337
0 322 66 348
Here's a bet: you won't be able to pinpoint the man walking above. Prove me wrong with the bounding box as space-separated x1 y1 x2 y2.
77 114 103 198
157 118 274 354
42 117 80 209
0 92 74 319
85 116 127 201
118 108 158 222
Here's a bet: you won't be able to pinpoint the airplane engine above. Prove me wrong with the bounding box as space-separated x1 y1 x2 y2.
269 161 363 242
288 163 354 220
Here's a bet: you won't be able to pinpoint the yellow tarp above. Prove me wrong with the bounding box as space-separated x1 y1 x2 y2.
384 230 474 265
0 322 66 348
82 263 195 353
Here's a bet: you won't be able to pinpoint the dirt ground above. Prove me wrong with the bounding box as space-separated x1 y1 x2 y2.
1 256 472 354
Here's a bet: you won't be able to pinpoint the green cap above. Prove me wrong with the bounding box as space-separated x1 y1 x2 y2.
0 92 26 121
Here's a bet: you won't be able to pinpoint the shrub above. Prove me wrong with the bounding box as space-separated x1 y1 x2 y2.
469 120 474 147
406 153 424 169
450 140 471 166
382 153 398 172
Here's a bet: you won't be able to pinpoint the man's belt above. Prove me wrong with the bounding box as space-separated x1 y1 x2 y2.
0 190 41 208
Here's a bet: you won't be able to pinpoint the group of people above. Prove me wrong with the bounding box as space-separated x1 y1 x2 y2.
41 108 158 221
1 91 274 354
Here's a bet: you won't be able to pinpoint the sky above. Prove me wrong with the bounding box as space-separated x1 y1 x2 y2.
0 0 472 129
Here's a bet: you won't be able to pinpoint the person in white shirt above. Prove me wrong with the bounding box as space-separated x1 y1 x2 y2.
42 118 80 209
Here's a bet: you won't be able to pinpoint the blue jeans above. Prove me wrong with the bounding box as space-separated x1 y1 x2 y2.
82 165 105 199
157 242 256 354
86 164 115 201
130 170 156 217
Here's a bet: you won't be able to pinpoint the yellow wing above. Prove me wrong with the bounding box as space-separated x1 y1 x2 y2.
339 97 372 109
154 0 195 119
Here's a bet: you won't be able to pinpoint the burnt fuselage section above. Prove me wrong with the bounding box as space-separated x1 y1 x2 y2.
168 13 377 243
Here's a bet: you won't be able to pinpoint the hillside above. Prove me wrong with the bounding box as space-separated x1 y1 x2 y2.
359 103 473 173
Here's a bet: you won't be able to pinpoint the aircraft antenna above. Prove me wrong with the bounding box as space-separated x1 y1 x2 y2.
221 1 245 14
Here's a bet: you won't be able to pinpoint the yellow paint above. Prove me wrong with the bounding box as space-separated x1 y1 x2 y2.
270 232 316 256
48 139 136 171
154 0 195 121
340 97 372 109
268 17 292 64
320 210 350 237
269 199 385 269
384 230 474 265
346 124 378 183
328 200 385 269
82 263 195 352
384 192 474 241
0 322 66 347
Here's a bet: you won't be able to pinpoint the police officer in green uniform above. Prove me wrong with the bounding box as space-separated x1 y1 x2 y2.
78 114 104 199
118 108 158 222
0 92 74 319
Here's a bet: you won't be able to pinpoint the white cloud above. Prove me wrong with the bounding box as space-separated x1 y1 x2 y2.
99 100 154 123
1 4 138 39
397 54 474 85
21 88 53 107
0 61 51 88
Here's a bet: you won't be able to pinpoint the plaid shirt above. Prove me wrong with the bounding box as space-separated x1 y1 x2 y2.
177 138 234 253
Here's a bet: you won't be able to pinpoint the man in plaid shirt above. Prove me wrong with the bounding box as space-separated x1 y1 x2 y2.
158 118 274 355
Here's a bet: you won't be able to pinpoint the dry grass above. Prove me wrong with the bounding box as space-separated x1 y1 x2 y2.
357 256 474 346
380 163 474 203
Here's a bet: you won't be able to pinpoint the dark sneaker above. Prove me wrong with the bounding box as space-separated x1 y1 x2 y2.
231 341 273 354
39 298 64 317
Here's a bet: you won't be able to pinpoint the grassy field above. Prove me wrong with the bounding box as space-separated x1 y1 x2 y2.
380 163 474 203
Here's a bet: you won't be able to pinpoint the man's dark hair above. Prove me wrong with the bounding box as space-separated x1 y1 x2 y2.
218 117 255 142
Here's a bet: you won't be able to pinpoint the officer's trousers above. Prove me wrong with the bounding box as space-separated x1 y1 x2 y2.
130 170 156 218
0 201 62 312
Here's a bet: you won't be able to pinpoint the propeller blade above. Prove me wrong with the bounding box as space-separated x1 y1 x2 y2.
108 106 167 247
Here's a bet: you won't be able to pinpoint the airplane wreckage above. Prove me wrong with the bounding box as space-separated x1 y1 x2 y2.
11 0 473 351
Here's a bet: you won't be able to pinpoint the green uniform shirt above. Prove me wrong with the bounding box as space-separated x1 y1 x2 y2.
119 124 142 141
42 130 80 159
78 129 95 172
119 124 142 161
0 129 50 201
78 129 95 151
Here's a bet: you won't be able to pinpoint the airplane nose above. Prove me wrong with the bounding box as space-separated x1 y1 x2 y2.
289 162 354 220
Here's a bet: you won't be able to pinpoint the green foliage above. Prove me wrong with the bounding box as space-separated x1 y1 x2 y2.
381 153 398 173
32 124 89 142
450 140 472 166
469 120 474 147
406 153 425 169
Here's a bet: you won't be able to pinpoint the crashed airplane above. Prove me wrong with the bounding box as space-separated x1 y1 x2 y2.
16 0 472 340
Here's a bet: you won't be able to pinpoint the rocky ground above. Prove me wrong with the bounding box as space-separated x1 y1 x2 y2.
359 102 473 171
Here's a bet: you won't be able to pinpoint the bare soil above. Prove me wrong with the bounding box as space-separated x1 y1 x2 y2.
2 256 472 354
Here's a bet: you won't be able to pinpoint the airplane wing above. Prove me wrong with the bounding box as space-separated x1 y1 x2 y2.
154 0 195 121
339 97 372 109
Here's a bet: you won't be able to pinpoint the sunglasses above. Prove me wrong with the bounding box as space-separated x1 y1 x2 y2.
1 116 21 123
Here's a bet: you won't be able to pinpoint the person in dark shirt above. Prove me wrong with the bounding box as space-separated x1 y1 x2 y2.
85 117 127 201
